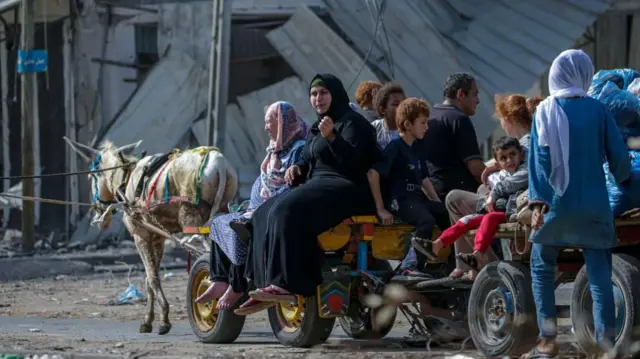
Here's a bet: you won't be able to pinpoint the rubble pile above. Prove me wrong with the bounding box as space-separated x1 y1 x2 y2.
0 228 136 258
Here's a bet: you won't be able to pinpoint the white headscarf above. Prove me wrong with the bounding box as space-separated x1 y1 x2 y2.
535 49 594 196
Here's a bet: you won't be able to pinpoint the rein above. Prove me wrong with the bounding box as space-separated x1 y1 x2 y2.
90 151 146 212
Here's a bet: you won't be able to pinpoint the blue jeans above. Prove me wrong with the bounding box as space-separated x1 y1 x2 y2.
530 243 615 345
400 247 418 269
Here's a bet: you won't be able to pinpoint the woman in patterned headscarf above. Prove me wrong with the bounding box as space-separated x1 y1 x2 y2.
195 101 308 309
234 73 381 315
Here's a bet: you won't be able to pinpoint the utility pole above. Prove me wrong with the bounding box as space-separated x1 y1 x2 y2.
20 0 36 252
206 0 231 151
205 0 219 147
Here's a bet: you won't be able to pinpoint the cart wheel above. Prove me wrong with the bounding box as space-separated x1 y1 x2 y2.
571 253 640 353
267 293 336 347
186 254 246 343
339 260 395 339
468 260 538 357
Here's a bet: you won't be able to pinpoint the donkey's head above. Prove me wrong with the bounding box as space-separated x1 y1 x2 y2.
64 137 142 229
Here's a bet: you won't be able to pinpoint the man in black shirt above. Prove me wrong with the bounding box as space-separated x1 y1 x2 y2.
422 73 485 199
422 73 495 280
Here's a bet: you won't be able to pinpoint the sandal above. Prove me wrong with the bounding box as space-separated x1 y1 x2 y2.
520 346 558 359
411 237 439 261
234 297 274 316
249 287 296 303
456 253 480 272
229 218 252 242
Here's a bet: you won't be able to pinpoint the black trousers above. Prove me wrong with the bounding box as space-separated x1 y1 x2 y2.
245 175 375 296
210 240 248 293
394 195 451 239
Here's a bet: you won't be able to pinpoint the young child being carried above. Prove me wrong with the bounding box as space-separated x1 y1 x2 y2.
367 98 451 263
414 136 528 272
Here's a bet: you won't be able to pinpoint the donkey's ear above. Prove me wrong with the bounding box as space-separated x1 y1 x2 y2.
63 136 97 163
115 140 143 156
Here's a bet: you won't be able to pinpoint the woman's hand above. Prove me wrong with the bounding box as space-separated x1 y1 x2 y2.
377 208 394 225
319 116 336 140
284 165 302 185
531 205 545 229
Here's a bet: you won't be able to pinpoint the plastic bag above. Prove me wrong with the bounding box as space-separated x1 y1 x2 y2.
629 78 640 96
588 69 640 97
595 82 640 140
605 150 640 216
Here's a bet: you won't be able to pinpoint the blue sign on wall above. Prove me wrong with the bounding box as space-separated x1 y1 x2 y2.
17 50 48 73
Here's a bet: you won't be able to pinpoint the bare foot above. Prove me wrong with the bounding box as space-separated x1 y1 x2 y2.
449 268 465 279
467 269 478 281
216 287 244 310
195 281 228 303
432 239 443 256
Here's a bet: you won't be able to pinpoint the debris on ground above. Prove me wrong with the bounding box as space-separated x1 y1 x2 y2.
107 283 145 306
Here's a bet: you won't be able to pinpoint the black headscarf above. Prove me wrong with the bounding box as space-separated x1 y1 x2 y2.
309 73 352 122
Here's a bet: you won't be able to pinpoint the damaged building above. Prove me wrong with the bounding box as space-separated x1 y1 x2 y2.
0 0 636 247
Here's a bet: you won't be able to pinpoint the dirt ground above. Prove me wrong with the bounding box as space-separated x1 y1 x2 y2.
0 270 194 322
1 270 450 358
0 269 418 326
0 270 590 358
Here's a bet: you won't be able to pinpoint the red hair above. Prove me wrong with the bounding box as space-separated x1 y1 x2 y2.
494 94 543 130
396 98 430 132
355 81 382 108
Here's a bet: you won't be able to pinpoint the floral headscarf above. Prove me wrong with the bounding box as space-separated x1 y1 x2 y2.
259 101 308 199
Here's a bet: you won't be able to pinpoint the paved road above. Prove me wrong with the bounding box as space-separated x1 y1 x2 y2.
0 316 405 343
1 316 479 358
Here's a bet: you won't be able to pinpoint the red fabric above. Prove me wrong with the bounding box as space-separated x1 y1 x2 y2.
473 211 507 252
438 214 484 247
146 161 172 209
437 212 507 253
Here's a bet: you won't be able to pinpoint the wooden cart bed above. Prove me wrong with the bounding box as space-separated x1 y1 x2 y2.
471 208 640 247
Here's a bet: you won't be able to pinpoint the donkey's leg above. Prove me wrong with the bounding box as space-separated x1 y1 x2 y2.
133 233 156 333
150 236 172 335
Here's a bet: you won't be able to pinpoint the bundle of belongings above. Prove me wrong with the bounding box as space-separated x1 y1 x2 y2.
589 69 640 216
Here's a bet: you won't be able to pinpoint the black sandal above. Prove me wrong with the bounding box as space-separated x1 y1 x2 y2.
456 253 480 272
411 237 439 261
229 218 253 242
520 346 558 359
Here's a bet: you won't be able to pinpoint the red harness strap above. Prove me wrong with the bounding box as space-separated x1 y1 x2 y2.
146 161 172 209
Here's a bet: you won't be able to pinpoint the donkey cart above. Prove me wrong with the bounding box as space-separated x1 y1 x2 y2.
463 209 640 357
182 216 474 349
182 208 640 356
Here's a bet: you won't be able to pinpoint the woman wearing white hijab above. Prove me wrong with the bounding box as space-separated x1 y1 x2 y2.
524 49 630 358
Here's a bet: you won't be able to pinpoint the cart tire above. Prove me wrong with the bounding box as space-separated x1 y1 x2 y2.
187 254 246 343
571 253 640 353
468 260 538 357
268 293 336 347
338 260 396 339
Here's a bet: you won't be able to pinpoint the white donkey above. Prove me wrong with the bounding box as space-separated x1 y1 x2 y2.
64 137 238 335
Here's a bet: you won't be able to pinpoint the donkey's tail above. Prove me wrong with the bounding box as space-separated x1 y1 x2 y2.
209 154 227 220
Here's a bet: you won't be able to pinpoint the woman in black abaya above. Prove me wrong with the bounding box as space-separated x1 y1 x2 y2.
235 74 380 314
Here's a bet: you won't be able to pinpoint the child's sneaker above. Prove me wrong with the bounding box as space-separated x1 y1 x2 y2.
411 237 439 261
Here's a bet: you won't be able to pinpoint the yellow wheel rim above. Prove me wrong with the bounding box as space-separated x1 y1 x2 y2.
191 267 219 331
276 296 305 332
